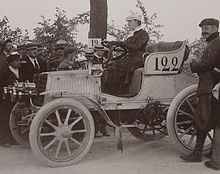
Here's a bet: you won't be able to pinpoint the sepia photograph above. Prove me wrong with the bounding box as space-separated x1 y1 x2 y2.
0 0 220 173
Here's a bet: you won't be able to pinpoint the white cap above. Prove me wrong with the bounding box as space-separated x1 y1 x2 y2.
126 12 142 22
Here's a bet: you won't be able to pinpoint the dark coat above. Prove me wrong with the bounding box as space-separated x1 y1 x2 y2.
103 28 149 95
20 56 47 82
117 29 149 68
190 32 220 95
0 52 8 102
190 32 220 130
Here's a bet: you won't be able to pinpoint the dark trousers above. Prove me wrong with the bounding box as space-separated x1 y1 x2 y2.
194 93 217 131
210 128 220 167
0 100 14 144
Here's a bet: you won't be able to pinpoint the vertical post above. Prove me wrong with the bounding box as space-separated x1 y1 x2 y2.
89 0 108 40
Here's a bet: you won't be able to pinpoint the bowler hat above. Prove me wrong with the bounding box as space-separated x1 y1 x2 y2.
199 18 219 28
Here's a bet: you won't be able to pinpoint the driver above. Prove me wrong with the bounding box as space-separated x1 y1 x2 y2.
103 12 149 95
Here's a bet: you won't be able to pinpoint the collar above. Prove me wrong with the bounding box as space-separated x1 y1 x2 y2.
127 26 142 38
206 32 219 43
28 56 39 65
9 65 19 79
3 50 10 57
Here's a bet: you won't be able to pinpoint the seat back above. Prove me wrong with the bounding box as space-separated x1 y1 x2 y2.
144 41 188 75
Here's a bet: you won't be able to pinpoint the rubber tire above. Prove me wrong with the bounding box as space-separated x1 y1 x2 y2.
29 98 95 167
127 127 166 141
167 84 212 155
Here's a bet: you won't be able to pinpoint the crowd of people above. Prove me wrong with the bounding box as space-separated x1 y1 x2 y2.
0 11 220 171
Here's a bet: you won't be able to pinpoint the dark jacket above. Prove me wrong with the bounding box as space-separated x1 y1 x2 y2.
21 56 47 82
0 52 8 102
4 67 22 86
117 29 149 68
190 32 220 95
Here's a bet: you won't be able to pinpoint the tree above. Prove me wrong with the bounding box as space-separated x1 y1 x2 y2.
107 0 163 43
189 38 206 59
0 16 29 44
89 0 107 40
33 8 90 51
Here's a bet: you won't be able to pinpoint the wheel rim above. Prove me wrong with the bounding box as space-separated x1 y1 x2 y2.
36 105 92 162
174 92 213 151
10 102 36 146
128 116 166 141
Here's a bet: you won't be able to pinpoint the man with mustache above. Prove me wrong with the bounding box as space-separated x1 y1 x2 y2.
180 18 220 169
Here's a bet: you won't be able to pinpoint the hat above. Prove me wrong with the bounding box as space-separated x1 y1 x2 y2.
94 44 105 51
199 18 219 28
7 54 21 63
26 43 42 50
63 47 77 57
84 48 94 57
16 44 26 51
126 11 142 21
56 40 68 46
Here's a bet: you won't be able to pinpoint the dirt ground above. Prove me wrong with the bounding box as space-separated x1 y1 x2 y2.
0 131 218 174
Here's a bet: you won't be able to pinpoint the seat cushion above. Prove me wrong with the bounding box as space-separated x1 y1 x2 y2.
145 41 184 53
145 41 189 62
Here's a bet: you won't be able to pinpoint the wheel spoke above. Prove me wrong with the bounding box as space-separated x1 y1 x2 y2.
40 132 56 137
45 120 58 130
21 127 29 134
207 133 213 142
55 140 62 158
179 126 193 138
55 110 62 126
176 120 192 125
44 138 57 150
188 131 196 146
64 140 71 156
70 129 87 134
186 99 196 113
69 116 83 129
64 109 72 126
69 137 81 146
178 109 194 118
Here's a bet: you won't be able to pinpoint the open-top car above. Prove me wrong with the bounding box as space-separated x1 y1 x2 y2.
4 40 213 167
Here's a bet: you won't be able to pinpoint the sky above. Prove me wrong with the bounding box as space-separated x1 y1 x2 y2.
0 0 220 43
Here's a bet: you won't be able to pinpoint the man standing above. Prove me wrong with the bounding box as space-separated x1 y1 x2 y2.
0 39 13 147
180 18 220 163
21 43 47 82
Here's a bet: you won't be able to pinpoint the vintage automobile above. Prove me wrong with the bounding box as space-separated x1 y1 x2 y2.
3 40 213 167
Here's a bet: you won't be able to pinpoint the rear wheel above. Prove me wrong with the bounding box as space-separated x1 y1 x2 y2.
128 106 167 141
167 85 213 155
10 102 37 147
29 98 95 167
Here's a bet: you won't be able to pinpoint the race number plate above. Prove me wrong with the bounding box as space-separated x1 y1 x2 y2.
144 44 186 75
88 38 102 48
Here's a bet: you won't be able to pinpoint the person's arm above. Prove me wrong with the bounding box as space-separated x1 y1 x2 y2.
119 30 149 51
190 41 220 73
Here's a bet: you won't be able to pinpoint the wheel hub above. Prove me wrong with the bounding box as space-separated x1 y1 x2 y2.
56 126 72 139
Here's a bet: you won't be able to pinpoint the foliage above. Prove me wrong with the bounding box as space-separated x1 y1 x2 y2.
33 8 89 51
0 16 29 44
189 38 206 59
107 0 164 43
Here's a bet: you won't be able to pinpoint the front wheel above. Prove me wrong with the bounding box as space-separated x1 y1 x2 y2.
167 85 213 155
29 98 95 167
